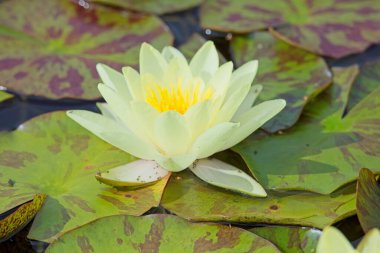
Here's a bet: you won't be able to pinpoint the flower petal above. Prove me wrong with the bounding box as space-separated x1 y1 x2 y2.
184 100 212 140
95 159 169 188
190 158 267 197
96 102 116 120
154 110 192 155
140 42 167 79
155 153 197 172
122 66 143 100
189 41 219 82
96 64 131 101
224 99 286 149
67 110 158 160
161 46 187 62
163 57 192 88
357 229 380 253
316 227 355 253
190 122 239 159
207 61 233 96
232 85 263 120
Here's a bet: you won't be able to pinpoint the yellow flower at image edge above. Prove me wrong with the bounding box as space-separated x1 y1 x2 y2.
67 41 286 197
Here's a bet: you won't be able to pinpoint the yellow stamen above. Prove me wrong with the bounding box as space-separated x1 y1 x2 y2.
145 80 213 114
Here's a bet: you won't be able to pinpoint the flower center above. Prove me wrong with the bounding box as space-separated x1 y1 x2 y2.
145 81 213 114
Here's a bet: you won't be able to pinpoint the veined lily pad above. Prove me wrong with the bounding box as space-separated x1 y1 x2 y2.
250 226 321 253
95 159 169 188
92 0 203 15
161 170 356 229
0 91 13 102
0 194 46 243
231 32 331 132
0 112 169 242
46 214 281 253
201 0 380 58
0 0 172 99
356 168 380 233
234 66 380 194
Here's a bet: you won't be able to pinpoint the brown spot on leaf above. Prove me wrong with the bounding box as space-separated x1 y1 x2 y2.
269 205 279 210
49 68 84 97
0 151 37 169
97 194 131 211
116 238 123 245
194 227 241 252
135 216 164 253
69 135 90 154
77 236 94 253
123 217 134 236
0 58 24 70
63 195 95 213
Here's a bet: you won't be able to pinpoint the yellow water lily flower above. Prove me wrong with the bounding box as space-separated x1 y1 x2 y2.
317 227 380 253
67 42 285 197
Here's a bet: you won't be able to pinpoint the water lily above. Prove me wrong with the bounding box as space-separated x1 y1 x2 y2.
317 226 380 253
67 41 285 197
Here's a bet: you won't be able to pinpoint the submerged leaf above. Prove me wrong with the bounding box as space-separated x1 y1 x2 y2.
234 66 380 194
201 0 380 58
46 214 281 253
189 158 267 197
0 112 169 242
356 168 380 233
0 194 46 243
0 0 172 99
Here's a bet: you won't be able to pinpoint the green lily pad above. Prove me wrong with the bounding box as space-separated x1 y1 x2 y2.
0 111 170 242
0 0 172 99
0 194 46 243
347 59 380 112
250 226 321 253
234 65 380 194
46 214 280 253
92 0 203 15
231 32 331 132
201 0 380 58
0 91 13 102
161 170 356 229
357 168 380 233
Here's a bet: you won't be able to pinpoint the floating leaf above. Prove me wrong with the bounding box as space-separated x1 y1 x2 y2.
250 226 321 253
189 158 267 197
356 168 380 233
234 66 380 194
0 194 46 243
231 32 331 132
0 91 13 102
0 0 172 99
201 0 380 58
161 170 356 229
92 0 203 15
347 59 380 112
0 112 169 242
46 214 280 253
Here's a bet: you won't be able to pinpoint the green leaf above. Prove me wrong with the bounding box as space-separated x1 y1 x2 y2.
201 0 380 58
0 0 172 99
0 194 46 243
46 214 281 253
234 66 380 194
250 226 321 253
161 170 356 229
357 168 380 233
0 112 169 242
231 32 331 132
0 91 13 102
91 0 203 15
189 158 267 197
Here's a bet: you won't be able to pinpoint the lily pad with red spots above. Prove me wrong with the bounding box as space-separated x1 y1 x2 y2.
201 0 380 58
0 194 46 243
46 214 281 253
0 0 172 99
92 0 204 15
0 112 170 242
234 65 380 194
231 32 331 132
161 170 355 229
356 168 380 233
